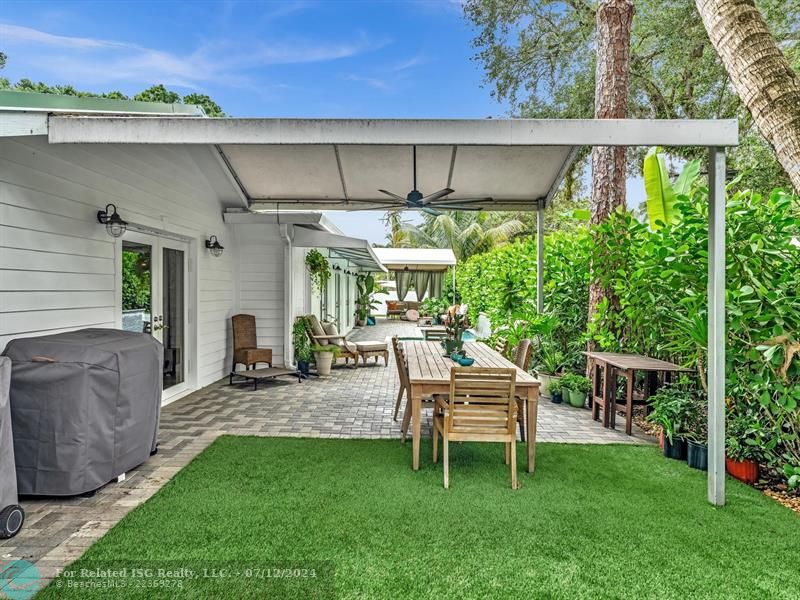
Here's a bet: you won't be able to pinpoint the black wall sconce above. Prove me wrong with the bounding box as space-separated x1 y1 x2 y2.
97 204 127 238
205 235 224 257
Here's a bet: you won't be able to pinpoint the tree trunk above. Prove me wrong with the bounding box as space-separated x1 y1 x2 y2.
588 0 635 337
696 0 800 193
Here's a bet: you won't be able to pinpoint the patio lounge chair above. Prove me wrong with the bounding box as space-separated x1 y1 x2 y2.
304 314 359 368
231 314 273 372
433 367 519 489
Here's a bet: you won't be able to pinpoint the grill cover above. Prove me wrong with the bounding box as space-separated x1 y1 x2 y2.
0 357 18 509
2 329 162 496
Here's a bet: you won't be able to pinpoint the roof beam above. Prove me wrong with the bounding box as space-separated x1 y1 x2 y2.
48 117 739 147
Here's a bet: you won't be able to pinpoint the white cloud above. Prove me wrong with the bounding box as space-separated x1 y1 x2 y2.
344 73 390 91
0 22 388 90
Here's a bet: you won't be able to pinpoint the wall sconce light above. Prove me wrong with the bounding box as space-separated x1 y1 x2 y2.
205 235 225 257
97 203 127 238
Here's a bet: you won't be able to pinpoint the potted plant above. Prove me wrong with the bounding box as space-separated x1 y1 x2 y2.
305 249 330 292
311 344 340 376
725 410 762 485
355 274 380 327
685 395 708 471
548 377 564 404
535 341 565 398
560 373 590 408
646 385 695 460
293 317 313 375
443 313 467 354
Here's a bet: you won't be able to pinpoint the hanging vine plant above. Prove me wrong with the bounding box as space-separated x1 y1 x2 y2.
305 249 331 291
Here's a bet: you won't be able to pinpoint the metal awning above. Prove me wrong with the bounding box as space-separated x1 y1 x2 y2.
47 117 738 212
372 248 456 272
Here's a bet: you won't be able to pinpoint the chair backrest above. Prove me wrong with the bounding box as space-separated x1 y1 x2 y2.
391 336 410 388
305 314 326 338
426 329 447 341
445 368 516 435
513 339 533 372
494 337 509 357
232 314 257 350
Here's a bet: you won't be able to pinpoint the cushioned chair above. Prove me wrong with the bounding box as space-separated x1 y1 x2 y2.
231 314 273 372
304 314 359 369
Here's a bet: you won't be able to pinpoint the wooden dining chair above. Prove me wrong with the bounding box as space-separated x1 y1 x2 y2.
433 367 519 489
511 339 533 442
494 337 509 358
424 328 447 341
391 337 435 442
231 314 273 373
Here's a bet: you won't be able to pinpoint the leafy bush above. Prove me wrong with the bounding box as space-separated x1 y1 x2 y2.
560 373 591 394
646 385 698 444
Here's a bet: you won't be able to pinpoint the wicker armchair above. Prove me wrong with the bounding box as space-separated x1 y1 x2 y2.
231 314 273 372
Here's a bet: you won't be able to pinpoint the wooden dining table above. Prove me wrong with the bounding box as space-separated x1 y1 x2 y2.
403 341 541 473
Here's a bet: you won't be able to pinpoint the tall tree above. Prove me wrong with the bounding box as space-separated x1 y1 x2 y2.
588 0 634 322
696 0 800 192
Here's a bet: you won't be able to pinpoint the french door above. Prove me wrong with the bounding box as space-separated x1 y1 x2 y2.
121 232 190 400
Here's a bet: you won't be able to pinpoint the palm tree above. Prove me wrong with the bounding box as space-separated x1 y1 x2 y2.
402 211 526 261
380 211 411 247
695 0 800 193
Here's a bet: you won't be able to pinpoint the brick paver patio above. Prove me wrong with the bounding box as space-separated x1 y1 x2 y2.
0 319 651 591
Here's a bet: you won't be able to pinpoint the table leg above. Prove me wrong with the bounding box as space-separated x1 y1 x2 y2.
609 368 618 429
411 386 422 471
526 387 539 474
601 362 612 428
625 369 634 436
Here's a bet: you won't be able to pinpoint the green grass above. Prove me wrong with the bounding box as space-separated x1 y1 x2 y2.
40 437 798 599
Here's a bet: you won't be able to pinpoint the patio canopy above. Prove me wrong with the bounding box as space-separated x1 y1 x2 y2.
372 248 456 272
47 117 737 212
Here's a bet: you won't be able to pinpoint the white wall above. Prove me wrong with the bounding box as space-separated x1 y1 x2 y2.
0 135 239 389
233 223 286 365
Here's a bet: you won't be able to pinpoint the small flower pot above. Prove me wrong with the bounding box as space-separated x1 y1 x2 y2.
567 390 587 408
314 352 334 376
687 440 708 471
663 436 687 460
550 390 563 404
725 457 759 485
297 361 310 376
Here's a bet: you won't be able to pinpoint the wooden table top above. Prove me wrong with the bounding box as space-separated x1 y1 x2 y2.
583 352 692 372
404 341 540 386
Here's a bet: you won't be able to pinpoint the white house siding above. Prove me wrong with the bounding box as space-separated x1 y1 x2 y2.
0 135 239 389
232 223 286 366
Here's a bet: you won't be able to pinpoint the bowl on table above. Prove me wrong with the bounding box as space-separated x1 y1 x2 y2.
457 357 475 366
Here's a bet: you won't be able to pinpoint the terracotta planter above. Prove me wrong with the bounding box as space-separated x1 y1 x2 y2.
314 352 334 376
726 457 759 485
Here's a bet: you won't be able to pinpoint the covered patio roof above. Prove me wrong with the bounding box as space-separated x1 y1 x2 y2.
47 117 738 212
372 248 456 272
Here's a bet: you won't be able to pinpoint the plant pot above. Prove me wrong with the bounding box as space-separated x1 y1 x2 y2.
356 319 366 327
314 352 334 376
297 361 310 376
538 373 560 399
443 339 458 354
663 436 687 460
567 390 586 408
687 440 708 471
550 390 563 404
726 457 759 485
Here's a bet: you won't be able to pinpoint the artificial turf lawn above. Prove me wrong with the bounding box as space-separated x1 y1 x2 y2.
40 437 798 599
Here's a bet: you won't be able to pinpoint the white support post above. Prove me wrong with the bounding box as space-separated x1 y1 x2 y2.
708 147 726 507
536 199 545 313
452 267 456 306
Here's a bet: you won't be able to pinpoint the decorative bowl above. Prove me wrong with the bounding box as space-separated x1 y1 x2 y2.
457 357 475 366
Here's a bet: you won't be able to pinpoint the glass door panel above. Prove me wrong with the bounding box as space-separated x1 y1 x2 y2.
121 240 153 334
161 246 185 390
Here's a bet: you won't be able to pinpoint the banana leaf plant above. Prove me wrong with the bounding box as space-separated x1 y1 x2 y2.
643 147 700 230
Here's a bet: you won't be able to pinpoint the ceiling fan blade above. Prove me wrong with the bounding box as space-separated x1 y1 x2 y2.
378 189 407 202
430 197 493 205
420 188 455 204
347 204 407 212
421 206 441 216
435 205 483 211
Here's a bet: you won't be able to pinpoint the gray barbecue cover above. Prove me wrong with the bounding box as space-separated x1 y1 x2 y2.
2 329 162 496
0 357 18 509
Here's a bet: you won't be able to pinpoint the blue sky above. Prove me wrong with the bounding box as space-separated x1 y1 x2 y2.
0 0 643 243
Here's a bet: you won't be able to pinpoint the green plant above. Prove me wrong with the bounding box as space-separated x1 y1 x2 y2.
310 343 341 357
419 297 448 318
783 465 800 490
547 377 564 395
559 373 590 394
293 317 313 363
646 385 697 444
725 407 777 463
643 147 700 230
446 313 468 346
305 249 330 292
535 341 566 375
355 273 380 322
121 250 151 310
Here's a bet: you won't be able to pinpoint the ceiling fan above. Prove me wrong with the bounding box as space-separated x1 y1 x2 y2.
348 145 492 215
